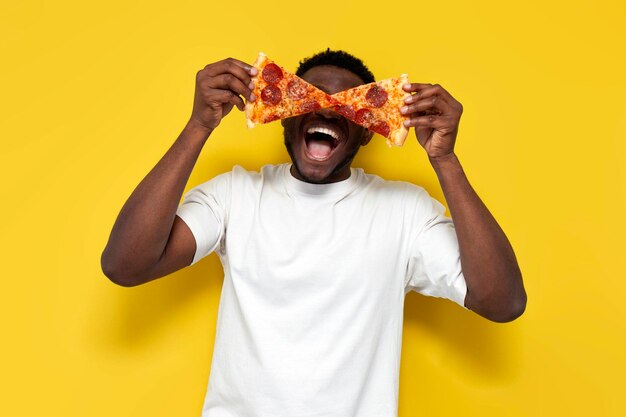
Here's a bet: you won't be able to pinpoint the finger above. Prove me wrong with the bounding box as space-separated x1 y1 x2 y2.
402 83 434 93
224 57 256 73
403 114 447 129
205 73 254 101
400 95 448 116
210 57 256 75
229 93 245 111
403 83 456 106
208 89 245 111
203 59 255 86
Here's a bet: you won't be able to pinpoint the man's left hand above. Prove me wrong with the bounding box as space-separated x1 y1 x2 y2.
400 83 463 160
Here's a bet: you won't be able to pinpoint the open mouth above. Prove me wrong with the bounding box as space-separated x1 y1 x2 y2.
303 123 345 161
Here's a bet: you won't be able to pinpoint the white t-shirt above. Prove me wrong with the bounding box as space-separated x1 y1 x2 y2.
176 163 467 417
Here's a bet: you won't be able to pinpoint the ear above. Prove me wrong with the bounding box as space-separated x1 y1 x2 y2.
361 129 374 146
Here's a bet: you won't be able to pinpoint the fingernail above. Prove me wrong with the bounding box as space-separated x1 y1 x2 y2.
403 119 410 127
248 81 255 89
403 83 411 90
249 93 256 101
404 96 413 104
249 67 258 75
400 106 408 114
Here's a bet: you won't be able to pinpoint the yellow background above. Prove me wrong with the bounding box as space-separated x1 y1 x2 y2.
2 0 625 415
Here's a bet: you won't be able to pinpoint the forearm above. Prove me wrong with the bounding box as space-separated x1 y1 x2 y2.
430 153 526 322
101 120 211 279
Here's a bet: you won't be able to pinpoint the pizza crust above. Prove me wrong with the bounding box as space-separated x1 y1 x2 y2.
387 73 411 147
245 52 412 148
245 52 341 128
245 52 267 128
329 74 412 147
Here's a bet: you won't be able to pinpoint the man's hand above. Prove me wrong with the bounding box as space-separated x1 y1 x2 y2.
190 58 257 131
400 83 463 160
400 83 526 322
102 58 258 286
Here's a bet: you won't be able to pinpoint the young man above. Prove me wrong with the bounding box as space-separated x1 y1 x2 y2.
102 50 526 417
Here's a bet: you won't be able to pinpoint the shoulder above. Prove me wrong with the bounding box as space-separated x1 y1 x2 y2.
355 169 446 219
191 164 286 189
356 168 430 200
231 163 286 186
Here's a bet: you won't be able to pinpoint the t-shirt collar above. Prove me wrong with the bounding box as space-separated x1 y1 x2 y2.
283 163 360 197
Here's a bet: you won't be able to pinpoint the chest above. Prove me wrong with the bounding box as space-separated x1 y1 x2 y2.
223 191 408 300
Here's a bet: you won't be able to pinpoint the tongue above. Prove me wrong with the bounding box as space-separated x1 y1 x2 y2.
307 140 333 159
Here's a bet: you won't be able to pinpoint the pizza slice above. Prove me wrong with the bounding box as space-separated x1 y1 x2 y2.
330 75 411 147
245 52 340 128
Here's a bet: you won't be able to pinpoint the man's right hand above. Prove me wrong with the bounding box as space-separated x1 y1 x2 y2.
190 58 257 131
102 58 258 286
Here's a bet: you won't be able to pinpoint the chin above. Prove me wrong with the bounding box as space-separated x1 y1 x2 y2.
283 114 361 184
293 162 339 184
287 140 355 184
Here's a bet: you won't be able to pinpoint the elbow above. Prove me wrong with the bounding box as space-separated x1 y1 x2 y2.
498 271 528 322
467 282 527 323
489 291 527 323
100 250 144 287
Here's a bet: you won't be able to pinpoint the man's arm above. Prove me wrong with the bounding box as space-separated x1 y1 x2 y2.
401 83 526 322
101 58 257 287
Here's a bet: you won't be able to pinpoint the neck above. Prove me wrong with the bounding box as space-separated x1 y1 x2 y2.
289 164 351 184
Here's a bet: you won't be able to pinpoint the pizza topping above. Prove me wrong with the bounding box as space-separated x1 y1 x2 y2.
247 53 410 146
365 85 388 108
299 100 321 113
287 79 308 100
334 104 356 120
262 63 283 84
264 114 280 123
371 120 390 138
261 84 282 105
355 108 375 126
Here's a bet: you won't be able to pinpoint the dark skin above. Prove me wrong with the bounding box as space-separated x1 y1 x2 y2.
101 58 526 322
282 66 373 184
399 82 527 322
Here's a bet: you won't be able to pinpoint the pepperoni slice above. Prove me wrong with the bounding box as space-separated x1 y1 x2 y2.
334 104 356 120
262 63 283 84
355 108 375 126
370 120 390 137
287 79 308 100
365 85 388 108
264 114 280 123
299 100 321 113
261 84 282 105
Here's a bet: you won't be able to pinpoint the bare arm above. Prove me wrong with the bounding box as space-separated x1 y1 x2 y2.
402 83 526 322
430 153 526 322
101 58 257 286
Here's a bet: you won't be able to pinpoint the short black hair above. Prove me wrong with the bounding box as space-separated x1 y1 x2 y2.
296 49 375 84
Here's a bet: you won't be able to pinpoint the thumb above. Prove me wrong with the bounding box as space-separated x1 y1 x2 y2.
414 126 432 147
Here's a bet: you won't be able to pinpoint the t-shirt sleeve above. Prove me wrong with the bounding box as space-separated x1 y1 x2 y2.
175 172 231 266
404 187 468 308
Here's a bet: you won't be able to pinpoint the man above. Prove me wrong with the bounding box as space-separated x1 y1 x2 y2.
102 50 526 417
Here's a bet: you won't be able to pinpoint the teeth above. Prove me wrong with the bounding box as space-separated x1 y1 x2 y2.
306 126 340 141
